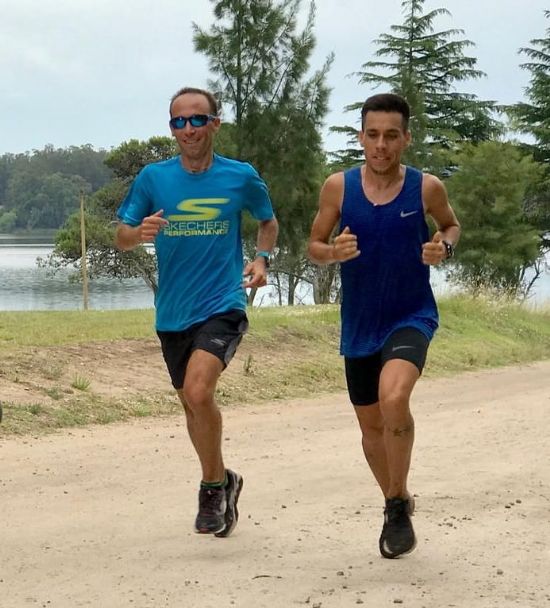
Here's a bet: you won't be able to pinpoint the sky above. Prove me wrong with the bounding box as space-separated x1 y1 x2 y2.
1 0 548 156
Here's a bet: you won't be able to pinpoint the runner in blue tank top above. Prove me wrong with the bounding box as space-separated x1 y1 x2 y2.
115 87 278 539
308 93 460 559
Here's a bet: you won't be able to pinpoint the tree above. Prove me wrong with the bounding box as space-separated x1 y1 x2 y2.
0 145 112 231
331 0 502 172
0 209 17 232
104 138 178 181
445 142 542 298
0 154 15 206
46 199 159 293
25 144 112 191
5 170 90 230
43 137 178 292
507 11 550 233
194 0 334 304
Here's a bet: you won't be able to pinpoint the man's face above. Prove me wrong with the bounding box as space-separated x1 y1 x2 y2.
170 93 220 160
358 111 411 175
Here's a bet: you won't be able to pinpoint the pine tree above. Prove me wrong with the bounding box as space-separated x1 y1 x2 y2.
511 11 550 163
508 11 550 233
194 0 334 304
331 0 502 172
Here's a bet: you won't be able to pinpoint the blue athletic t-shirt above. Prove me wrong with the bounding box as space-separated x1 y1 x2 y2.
340 165 438 357
117 153 274 331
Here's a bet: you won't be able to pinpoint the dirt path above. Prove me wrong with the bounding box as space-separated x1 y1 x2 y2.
1 361 549 608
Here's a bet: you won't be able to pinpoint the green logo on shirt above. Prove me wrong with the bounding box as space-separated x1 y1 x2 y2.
167 198 230 221
164 198 231 237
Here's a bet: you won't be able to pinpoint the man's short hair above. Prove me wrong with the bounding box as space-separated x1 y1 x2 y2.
361 93 410 131
169 87 220 116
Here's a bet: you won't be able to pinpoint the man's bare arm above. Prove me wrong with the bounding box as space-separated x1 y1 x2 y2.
308 173 360 265
243 217 279 289
421 174 461 265
115 210 168 251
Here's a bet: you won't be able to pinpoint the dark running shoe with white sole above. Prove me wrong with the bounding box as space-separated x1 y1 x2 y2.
194 485 227 534
215 469 243 538
379 497 417 559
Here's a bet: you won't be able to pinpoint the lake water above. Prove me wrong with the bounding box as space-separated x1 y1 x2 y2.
0 234 548 311
0 235 154 311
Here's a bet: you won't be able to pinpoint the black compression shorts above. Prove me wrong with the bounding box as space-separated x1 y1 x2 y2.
344 327 430 406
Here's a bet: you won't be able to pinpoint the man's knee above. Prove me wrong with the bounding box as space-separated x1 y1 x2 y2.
361 417 385 440
379 388 414 431
379 384 412 410
181 378 216 410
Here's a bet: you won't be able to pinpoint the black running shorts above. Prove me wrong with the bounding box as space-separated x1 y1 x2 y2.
157 309 249 389
344 327 430 406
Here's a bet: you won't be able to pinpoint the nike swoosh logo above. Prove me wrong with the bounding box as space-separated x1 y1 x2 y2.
400 210 418 218
392 345 415 351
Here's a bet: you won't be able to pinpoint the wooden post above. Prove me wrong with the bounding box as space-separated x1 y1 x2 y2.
80 191 89 310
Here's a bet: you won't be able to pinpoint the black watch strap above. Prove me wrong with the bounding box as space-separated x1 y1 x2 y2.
442 240 454 259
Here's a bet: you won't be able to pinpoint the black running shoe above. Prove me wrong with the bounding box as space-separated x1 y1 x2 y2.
379 497 417 559
215 469 243 538
194 485 227 534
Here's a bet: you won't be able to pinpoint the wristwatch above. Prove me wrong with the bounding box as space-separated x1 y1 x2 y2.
255 250 271 268
442 240 454 259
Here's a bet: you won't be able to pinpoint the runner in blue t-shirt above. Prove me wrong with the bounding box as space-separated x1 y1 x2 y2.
116 86 278 538
308 93 460 559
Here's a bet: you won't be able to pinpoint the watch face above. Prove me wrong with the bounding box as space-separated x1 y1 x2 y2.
443 241 454 258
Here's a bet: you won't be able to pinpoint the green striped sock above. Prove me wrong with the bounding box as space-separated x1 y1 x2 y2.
200 471 228 489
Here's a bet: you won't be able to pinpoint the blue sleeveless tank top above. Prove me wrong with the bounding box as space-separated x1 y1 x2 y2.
340 165 438 357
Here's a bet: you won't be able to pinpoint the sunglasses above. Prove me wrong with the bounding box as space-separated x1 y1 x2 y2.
169 114 216 129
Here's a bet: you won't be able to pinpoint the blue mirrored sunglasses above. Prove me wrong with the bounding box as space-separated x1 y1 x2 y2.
169 114 216 129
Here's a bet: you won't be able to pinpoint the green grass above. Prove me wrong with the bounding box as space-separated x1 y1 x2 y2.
430 296 550 374
71 375 91 391
0 306 343 348
2 394 182 435
0 296 548 437
0 309 155 348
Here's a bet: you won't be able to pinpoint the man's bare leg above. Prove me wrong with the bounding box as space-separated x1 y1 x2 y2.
177 349 225 483
354 404 389 497
374 358 419 558
378 359 419 499
177 349 244 536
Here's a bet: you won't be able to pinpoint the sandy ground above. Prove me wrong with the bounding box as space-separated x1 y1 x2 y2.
1 361 550 608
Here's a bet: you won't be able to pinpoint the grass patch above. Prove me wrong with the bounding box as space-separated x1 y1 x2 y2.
429 296 550 375
0 393 182 436
71 375 91 391
0 309 155 349
0 296 548 437
44 387 64 401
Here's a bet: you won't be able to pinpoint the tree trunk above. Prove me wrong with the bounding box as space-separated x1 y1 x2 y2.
287 273 298 306
247 287 258 306
312 264 339 304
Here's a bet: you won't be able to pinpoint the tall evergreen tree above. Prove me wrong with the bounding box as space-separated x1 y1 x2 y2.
511 11 550 163
194 0 334 304
508 10 550 233
331 0 502 172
